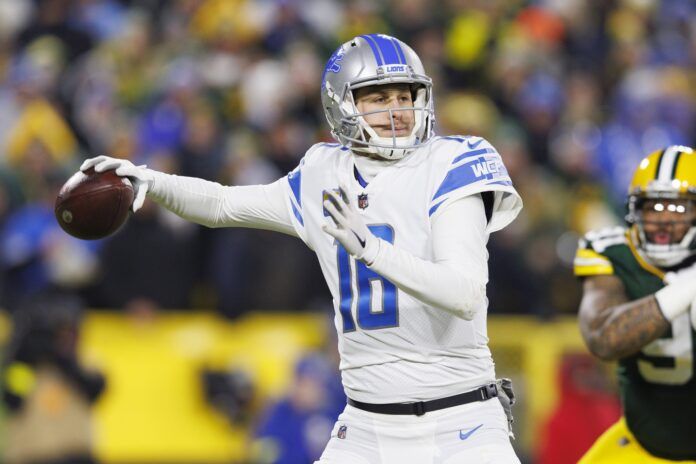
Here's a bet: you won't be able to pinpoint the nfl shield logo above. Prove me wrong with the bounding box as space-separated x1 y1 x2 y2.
357 193 369 209
338 425 347 439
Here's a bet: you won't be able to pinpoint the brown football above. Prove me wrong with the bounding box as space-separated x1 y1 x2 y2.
55 168 134 240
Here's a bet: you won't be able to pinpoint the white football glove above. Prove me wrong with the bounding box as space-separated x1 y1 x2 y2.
658 262 696 321
321 184 379 264
80 156 154 212
663 262 696 285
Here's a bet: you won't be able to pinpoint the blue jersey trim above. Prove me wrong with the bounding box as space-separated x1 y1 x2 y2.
429 200 445 217
433 157 499 200
319 142 349 151
360 35 383 66
487 180 513 187
452 148 495 165
288 169 302 207
291 201 304 226
354 166 369 188
442 136 466 143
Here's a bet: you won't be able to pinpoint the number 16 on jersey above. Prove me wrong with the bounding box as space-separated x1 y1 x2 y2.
336 225 399 332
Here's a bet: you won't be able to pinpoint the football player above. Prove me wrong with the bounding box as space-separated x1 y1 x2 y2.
81 34 522 462
575 145 696 463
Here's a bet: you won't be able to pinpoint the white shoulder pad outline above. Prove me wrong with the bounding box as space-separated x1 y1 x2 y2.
583 226 628 253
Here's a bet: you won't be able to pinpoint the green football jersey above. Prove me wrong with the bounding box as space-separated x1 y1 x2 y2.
575 227 696 460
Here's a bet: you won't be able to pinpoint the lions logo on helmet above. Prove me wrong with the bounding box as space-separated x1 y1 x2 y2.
321 34 434 160
625 145 696 267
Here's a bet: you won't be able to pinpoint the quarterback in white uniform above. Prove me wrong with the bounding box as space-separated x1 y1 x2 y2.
82 34 522 463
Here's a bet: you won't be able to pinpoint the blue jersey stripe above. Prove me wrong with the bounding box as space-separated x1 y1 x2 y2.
291 201 304 226
443 136 466 143
360 35 383 66
320 142 348 151
433 158 496 200
288 169 302 207
354 166 369 188
391 37 407 64
487 180 513 187
452 148 495 165
429 200 445 217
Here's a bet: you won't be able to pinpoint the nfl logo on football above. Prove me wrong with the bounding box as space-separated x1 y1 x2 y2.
337 425 348 439
358 193 369 210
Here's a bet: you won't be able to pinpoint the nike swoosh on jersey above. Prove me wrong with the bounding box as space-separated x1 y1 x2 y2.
459 424 483 441
466 138 483 149
353 231 366 248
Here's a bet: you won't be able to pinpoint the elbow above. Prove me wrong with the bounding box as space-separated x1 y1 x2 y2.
454 283 488 321
452 303 476 321
585 333 623 361
429 298 477 320
447 286 486 321
588 344 620 362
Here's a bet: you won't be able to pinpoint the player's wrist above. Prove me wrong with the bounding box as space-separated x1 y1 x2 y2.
663 263 696 284
144 170 168 197
655 280 696 322
358 234 380 266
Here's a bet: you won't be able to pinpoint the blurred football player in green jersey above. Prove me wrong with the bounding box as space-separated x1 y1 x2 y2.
575 145 696 463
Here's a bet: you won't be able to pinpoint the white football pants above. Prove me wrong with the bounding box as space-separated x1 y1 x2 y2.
316 397 520 464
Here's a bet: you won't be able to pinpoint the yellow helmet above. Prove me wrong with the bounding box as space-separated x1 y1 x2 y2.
626 145 696 267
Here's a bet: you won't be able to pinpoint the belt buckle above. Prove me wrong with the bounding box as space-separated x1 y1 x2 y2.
483 383 498 399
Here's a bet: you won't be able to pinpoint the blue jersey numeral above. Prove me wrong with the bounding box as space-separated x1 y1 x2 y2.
337 225 398 332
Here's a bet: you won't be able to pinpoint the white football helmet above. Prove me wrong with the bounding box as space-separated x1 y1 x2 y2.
321 34 434 160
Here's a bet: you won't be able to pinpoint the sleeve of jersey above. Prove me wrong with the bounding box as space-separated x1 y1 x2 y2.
573 237 615 277
428 138 523 233
147 171 296 236
281 158 309 245
367 194 489 320
278 151 319 247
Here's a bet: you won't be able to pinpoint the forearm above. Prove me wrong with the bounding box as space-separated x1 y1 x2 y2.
368 242 486 320
148 172 296 235
367 194 488 320
580 266 696 360
585 295 670 361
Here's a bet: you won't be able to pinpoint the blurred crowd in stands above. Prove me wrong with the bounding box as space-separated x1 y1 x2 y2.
0 0 694 318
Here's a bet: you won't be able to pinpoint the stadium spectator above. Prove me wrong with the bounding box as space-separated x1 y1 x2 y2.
1 291 105 464
252 353 345 464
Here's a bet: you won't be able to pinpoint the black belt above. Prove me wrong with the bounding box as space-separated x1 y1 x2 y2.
347 383 498 416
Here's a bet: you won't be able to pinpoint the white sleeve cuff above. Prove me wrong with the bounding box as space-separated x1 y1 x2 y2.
655 267 696 321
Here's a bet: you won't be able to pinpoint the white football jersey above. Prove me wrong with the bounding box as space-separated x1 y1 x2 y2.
282 136 521 403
